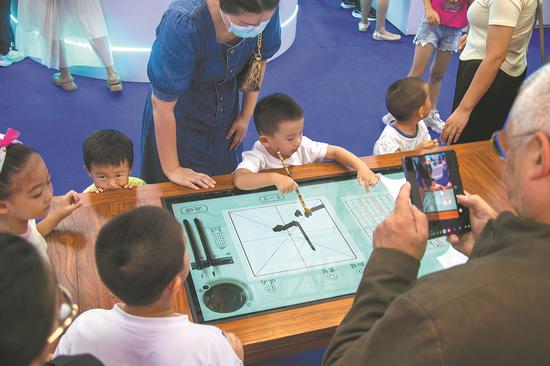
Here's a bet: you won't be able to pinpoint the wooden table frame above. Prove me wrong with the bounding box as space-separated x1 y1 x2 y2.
47 141 511 363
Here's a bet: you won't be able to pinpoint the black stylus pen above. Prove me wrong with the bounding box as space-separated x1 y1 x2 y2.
194 218 215 277
183 219 203 270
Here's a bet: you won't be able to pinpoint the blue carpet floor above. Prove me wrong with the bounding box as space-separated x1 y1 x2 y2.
1 1 548 364
1 1 548 196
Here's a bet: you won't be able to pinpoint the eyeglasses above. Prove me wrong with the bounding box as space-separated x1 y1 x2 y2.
47 285 79 344
490 129 541 160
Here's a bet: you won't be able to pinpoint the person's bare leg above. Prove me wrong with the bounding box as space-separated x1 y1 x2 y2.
427 50 452 110
53 40 77 91
373 0 400 39
374 0 389 33
59 67 71 79
408 43 434 78
104 66 117 80
361 0 372 24
58 41 72 81
90 36 119 82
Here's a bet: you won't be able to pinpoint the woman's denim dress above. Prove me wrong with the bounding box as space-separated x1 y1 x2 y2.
141 0 281 183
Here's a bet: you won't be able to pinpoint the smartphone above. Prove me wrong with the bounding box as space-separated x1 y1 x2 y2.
402 150 471 239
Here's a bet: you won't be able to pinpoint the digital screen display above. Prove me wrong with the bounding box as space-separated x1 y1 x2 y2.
407 152 470 238
163 170 453 323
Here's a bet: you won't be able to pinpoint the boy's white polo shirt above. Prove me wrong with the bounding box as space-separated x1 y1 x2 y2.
54 304 243 366
236 136 329 172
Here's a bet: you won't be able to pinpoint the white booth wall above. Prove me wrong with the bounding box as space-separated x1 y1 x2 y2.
70 0 298 82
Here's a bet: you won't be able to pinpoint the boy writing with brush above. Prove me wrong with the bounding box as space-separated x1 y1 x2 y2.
233 94 379 206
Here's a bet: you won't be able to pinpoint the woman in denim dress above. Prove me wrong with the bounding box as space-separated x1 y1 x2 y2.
141 0 281 188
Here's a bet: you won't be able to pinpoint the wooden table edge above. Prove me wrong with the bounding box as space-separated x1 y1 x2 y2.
47 141 509 363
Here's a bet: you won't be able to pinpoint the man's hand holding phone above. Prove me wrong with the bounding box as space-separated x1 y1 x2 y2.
448 194 497 257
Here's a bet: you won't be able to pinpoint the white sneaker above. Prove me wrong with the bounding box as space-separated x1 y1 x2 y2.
372 31 401 41
423 110 446 134
0 56 12 67
340 0 355 9
358 21 369 32
5 49 25 63
382 112 395 125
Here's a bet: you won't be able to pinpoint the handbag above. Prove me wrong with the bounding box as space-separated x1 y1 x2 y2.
237 33 263 92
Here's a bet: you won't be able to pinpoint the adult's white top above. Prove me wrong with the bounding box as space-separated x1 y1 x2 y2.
460 0 537 77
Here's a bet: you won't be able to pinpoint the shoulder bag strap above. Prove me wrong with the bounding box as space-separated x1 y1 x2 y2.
536 0 548 64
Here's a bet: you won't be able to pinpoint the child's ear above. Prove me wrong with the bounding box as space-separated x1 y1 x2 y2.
157 276 181 302
168 275 182 296
85 166 92 178
0 201 10 215
418 105 428 119
259 135 271 149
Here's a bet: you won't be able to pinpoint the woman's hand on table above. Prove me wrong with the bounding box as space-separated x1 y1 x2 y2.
226 113 250 151
166 167 216 190
441 107 471 144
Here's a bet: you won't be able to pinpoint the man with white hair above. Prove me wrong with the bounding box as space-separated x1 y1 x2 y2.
323 64 550 366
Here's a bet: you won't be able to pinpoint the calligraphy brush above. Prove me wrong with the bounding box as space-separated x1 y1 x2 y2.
276 151 313 217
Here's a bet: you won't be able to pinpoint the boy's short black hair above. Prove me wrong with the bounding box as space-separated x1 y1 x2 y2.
0 233 57 366
253 93 304 136
385 77 427 121
95 206 185 307
83 129 134 170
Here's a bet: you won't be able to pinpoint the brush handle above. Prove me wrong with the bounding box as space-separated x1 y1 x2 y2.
276 151 309 211
294 188 308 209
277 151 292 175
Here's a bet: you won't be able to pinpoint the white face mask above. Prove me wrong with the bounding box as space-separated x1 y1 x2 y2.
221 9 270 38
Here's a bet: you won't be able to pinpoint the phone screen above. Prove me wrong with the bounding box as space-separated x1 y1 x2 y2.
403 151 471 238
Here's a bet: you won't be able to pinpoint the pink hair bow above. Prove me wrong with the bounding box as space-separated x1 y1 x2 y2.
0 128 22 174
0 128 20 148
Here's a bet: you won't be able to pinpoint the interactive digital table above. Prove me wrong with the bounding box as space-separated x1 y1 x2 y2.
163 169 451 323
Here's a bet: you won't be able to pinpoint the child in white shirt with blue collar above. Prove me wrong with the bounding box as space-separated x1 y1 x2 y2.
374 77 439 155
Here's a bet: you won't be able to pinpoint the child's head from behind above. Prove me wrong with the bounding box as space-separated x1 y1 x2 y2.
83 130 134 191
386 77 431 123
0 142 53 222
0 233 58 366
95 206 190 307
254 93 304 159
